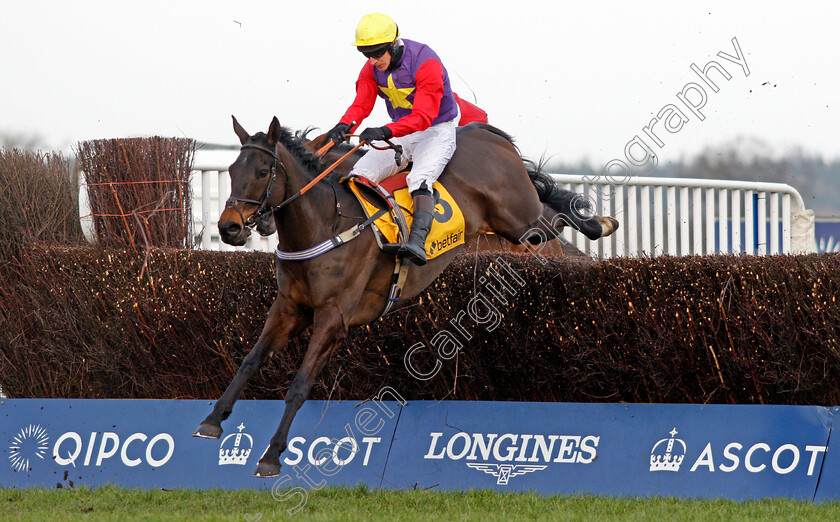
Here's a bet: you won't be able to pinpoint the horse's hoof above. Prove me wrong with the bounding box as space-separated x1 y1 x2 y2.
599 217 620 237
253 461 282 478
193 422 223 439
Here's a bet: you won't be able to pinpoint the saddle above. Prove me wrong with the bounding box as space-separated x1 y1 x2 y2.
345 173 413 255
343 173 466 260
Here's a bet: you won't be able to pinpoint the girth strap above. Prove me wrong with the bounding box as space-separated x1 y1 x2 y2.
382 258 411 315
274 208 387 261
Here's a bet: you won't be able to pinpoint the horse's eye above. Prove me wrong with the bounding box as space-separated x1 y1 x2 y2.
258 168 269 178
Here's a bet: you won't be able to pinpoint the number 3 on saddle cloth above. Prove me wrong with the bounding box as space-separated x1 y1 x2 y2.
345 171 466 260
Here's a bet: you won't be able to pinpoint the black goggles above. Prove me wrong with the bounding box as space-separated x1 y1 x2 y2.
360 45 390 59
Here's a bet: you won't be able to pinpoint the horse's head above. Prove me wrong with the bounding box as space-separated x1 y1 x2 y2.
218 116 285 246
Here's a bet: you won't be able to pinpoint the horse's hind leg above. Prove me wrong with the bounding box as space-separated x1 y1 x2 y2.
541 189 619 241
254 300 347 478
496 198 618 247
193 297 309 439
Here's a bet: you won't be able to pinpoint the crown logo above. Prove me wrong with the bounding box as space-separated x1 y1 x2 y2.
649 428 686 472
218 423 253 466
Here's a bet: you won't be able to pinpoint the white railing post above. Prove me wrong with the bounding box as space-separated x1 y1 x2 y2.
200 169 213 249
692 188 703 255
731 189 741 253
770 192 780 254
588 184 598 257
667 187 677 256
679 187 690 256
641 186 651 256
745 190 755 255
719 189 729 254
782 194 792 253
248 230 261 250
627 185 638 257
654 186 664 257
706 188 716 254
757 192 767 256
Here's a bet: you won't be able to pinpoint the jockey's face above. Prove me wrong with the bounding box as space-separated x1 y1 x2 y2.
368 51 391 71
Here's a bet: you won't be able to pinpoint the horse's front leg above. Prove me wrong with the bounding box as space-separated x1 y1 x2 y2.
253 299 347 478
193 296 309 439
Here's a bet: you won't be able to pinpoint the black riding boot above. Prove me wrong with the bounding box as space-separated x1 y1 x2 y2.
402 191 435 266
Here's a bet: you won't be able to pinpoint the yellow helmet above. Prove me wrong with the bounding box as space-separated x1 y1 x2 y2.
353 13 399 47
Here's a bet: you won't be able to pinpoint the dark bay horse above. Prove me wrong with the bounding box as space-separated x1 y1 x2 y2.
193 116 618 477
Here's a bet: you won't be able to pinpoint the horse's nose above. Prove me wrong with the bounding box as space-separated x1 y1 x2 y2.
219 221 241 237
219 220 242 238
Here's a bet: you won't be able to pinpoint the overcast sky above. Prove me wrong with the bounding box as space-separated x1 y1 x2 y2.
2 1 838 169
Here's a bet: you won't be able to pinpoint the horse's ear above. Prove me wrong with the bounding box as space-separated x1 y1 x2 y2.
232 115 250 145
268 116 282 144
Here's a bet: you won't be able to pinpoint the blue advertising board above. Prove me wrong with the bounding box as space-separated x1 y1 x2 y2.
0 399 399 490
2 398 839 501
816 221 840 253
384 401 833 500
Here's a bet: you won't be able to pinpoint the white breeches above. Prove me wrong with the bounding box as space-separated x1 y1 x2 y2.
349 117 458 194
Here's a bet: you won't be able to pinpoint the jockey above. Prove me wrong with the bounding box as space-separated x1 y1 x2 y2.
327 12 460 266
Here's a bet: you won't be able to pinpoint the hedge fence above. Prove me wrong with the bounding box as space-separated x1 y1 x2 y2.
76 137 195 250
1 245 839 405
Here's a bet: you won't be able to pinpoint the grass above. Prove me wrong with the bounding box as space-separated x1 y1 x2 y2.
2 485 840 521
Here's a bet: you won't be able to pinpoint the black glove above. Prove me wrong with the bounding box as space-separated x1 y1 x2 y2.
327 122 351 145
359 126 393 144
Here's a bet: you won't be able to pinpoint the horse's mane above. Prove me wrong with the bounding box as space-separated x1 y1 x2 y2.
250 127 326 176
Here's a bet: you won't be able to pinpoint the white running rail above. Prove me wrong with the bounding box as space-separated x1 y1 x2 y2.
188 166 815 258
550 173 814 258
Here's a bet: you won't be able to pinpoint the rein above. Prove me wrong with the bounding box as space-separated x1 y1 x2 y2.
316 137 404 166
227 140 364 229
272 141 365 213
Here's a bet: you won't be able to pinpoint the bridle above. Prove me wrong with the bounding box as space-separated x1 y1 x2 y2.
226 137 371 231
224 142 284 229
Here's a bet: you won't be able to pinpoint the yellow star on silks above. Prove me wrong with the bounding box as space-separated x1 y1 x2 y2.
379 73 414 109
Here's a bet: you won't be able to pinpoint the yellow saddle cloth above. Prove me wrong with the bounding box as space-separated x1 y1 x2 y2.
347 177 465 260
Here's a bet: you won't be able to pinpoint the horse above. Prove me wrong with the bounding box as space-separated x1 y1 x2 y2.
193 115 618 478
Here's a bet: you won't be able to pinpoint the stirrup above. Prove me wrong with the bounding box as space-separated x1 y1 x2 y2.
381 242 407 256
401 242 428 266
382 241 427 265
